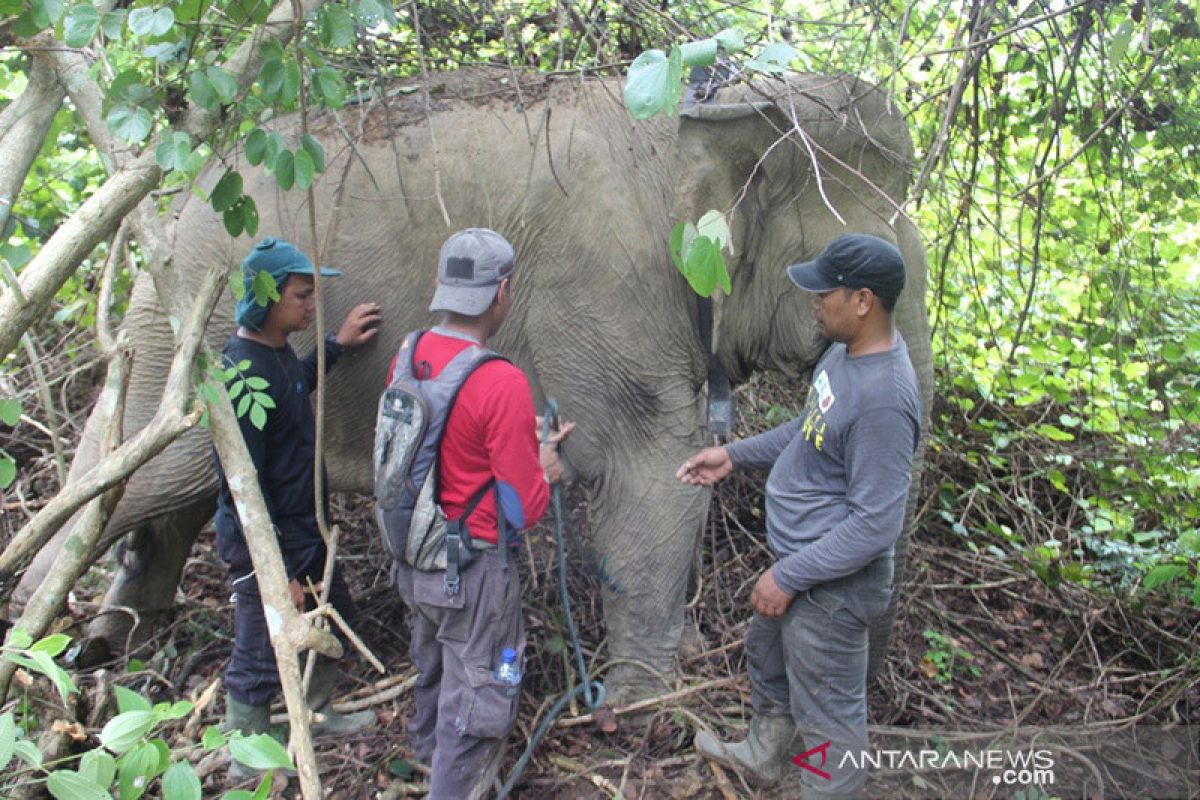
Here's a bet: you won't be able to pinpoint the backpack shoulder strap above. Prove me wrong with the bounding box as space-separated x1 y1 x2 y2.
388 329 427 387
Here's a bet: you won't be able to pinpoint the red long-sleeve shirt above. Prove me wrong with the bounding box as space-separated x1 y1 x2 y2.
389 330 549 545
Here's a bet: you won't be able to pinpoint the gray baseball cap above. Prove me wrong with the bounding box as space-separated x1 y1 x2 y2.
429 228 516 316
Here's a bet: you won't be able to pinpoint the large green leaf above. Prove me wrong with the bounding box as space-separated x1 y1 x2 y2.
206 66 238 105
244 128 268 166
99 710 156 754
318 4 354 49
160 761 201 800
31 633 70 657
154 132 193 173
352 0 395 28
746 42 795 73
300 134 325 173
0 397 21 426
274 150 295 190
714 28 745 53
188 70 218 111
258 58 284 101
0 712 16 771
229 733 294 771
46 770 111 800
0 456 16 489
127 6 172 36
105 106 152 143
680 38 718 67
30 0 65 28
63 3 100 47
113 685 152 714
293 148 315 190
211 170 243 213
312 67 347 108
1143 563 1188 590
624 48 683 120
78 750 117 791
117 741 162 800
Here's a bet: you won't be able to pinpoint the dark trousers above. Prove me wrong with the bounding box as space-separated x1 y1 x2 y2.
747 553 893 798
395 554 524 800
227 560 355 707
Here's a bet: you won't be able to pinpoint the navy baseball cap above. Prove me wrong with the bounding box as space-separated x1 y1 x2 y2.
787 234 906 304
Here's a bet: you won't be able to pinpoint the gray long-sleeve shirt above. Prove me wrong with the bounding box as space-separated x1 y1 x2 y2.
727 332 921 595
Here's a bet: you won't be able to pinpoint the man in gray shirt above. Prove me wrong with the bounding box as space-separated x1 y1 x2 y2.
678 234 921 799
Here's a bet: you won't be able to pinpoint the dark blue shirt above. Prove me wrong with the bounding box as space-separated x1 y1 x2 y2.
213 332 342 578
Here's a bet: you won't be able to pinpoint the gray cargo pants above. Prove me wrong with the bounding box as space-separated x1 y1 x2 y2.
395 553 524 800
747 553 894 799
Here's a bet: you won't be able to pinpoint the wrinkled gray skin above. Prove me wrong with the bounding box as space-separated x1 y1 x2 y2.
19 71 933 701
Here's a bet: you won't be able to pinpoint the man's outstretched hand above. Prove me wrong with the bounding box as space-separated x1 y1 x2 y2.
676 446 733 487
336 303 382 348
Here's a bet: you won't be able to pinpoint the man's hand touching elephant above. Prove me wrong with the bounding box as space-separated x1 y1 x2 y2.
750 568 794 617
538 417 576 485
335 302 382 348
676 446 733 487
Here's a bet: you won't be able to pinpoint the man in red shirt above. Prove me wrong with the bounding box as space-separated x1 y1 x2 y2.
391 228 572 799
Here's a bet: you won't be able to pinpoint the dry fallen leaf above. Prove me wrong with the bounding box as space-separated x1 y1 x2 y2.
51 719 88 742
919 656 940 679
1020 652 1045 669
594 705 618 734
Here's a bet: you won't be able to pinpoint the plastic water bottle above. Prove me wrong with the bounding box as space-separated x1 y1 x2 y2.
493 647 522 692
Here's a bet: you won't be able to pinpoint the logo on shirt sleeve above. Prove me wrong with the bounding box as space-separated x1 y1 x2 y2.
814 369 836 413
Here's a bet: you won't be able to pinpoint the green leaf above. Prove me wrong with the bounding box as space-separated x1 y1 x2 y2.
696 209 731 252
300 134 325 173
274 150 295 190
126 6 153 35
78 750 117 791
161 761 201 800
236 393 253 418
29 650 76 701
251 773 272 800
1108 20 1133 64
106 106 153 143
228 380 245 400
206 66 238 104
244 129 268 166
1032 423 1074 442
117 741 161 800
682 235 729 296
31 0 66 28
1144 563 1188 590
624 48 683 119
293 148 315 190
0 397 21 426
258 57 284 101
211 170 242 213
253 392 275 410
99 710 156 754
188 70 218 111
201 725 227 751
154 132 192 172
223 204 245 238
0 456 16 488
229 733 294 771
262 133 284 169
31 633 70 657
281 61 301 105
0 712 16 772
352 0 395 28
312 67 347 108
100 9 126 38
45 770 111 800
13 738 43 768
251 271 278 305
7 627 33 648
142 6 173 35
714 27 745 53
249 402 267 430
63 3 100 47
240 196 259 237
747 42 795 73
245 376 269 391
114 685 152 714
318 4 354 48
1 243 32 269
680 38 718 67
155 700 193 721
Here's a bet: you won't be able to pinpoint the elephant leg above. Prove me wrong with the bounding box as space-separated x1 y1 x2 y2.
589 446 709 706
84 496 216 660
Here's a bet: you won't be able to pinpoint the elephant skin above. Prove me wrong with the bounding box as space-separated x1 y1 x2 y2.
17 69 933 701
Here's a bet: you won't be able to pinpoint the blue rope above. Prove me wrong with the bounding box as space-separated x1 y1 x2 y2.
497 400 606 798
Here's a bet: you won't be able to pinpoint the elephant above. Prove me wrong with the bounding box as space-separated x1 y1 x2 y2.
16 68 933 703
